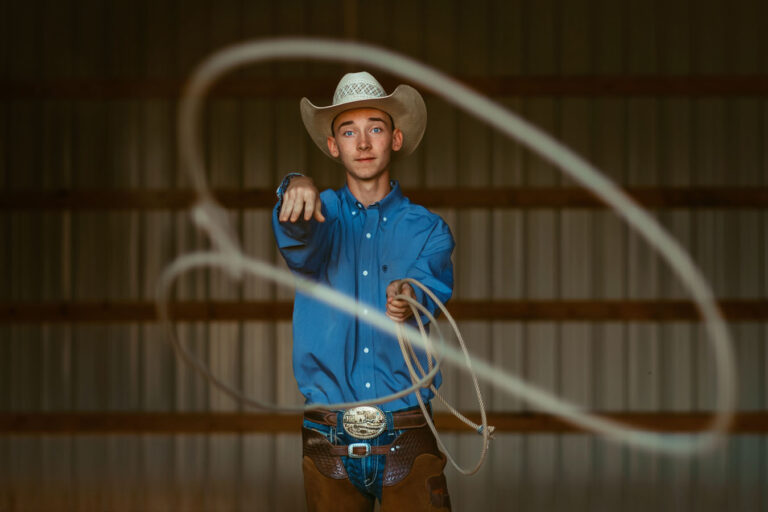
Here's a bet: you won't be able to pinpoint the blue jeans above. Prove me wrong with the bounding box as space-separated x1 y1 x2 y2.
302 407 416 502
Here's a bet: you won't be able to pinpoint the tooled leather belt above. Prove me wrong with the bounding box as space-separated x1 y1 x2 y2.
304 405 427 435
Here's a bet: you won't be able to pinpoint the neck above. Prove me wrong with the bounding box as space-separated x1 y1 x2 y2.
346 172 391 206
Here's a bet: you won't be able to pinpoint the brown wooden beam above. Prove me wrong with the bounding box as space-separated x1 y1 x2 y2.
448 300 768 321
1 411 767 435
2 75 767 99
1 299 766 323
3 187 768 211
0 301 292 323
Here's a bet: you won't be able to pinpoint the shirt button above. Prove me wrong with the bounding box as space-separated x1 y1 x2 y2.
383 217 387 222
352 211 357 216
366 233 371 239
364 347 370 354
362 270 368 276
365 382 371 389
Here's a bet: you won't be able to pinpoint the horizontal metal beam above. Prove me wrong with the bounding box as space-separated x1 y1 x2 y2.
2 300 766 323
2 75 767 99
2 411 766 434
3 187 768 211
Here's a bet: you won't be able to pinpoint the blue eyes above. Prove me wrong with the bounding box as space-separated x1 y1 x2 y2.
342 127 384 137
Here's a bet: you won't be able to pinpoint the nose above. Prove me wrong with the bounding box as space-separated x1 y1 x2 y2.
357 135 371 151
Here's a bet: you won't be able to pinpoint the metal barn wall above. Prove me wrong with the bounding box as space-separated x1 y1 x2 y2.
1 0 767 510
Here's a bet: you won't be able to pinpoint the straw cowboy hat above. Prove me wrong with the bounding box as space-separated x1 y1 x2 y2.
299 71 427 161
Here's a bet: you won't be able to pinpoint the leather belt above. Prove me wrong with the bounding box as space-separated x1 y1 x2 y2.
330 442 394 458
304 407 427 431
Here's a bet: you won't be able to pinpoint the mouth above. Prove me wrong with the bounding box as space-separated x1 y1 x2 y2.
355 157 375 163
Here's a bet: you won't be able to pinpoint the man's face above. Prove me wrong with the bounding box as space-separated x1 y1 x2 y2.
327 108 403 182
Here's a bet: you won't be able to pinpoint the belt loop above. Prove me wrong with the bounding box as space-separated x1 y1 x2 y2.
386 410 395 432
336 410 344 432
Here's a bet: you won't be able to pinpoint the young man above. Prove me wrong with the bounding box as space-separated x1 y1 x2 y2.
273 72 454 511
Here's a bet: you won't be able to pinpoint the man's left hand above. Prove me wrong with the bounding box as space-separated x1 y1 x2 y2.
386 281 416 322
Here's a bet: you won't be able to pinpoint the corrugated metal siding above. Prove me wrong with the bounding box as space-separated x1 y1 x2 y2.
2 0 767 510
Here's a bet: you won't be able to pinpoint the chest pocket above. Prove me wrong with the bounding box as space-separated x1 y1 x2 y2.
379 256 413 281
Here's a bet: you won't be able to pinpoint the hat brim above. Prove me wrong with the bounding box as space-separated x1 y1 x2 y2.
300 84 426 162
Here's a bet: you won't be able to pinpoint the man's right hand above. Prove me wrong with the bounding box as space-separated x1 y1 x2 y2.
278 176 326 223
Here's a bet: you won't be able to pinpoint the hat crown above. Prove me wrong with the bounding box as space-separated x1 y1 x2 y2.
332 72 387 106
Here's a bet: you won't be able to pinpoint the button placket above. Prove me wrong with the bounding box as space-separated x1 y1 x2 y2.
357 207 380 397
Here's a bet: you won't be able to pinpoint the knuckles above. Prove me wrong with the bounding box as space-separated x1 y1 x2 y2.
286 186 317 202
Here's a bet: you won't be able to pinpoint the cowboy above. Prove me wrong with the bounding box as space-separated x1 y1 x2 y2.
273 71 454 511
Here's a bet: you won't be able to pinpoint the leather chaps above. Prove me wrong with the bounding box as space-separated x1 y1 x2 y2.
302 425 451 511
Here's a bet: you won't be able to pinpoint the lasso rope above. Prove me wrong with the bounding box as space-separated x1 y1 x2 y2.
394 278 493 475
157 38 736 466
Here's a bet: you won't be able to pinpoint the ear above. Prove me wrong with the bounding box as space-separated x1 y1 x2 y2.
327 136 340 158
391 128 404 152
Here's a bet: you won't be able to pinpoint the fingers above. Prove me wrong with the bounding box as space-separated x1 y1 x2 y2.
386 299 413 322
386 280 413 299
303 195 326 222
387 299 411 314
278 195 295 222
289 195 307 222
387 297 412 310
279 195 305 223
385 281 416 321
301 194 314 221
278 177 324 223
386 282 416 322
387 282 414 299
313 197 326 222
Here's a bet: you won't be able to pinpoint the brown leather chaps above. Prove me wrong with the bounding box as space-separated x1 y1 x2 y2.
302 425 451 511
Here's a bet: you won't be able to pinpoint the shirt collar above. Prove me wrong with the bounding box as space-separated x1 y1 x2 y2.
342 180 405 218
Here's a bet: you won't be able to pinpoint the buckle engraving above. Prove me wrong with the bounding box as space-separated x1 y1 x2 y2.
342 406 386 439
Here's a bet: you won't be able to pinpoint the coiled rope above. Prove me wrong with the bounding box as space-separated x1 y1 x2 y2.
394 278 494 475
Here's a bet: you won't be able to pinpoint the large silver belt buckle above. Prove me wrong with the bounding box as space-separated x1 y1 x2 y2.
342 406 386 439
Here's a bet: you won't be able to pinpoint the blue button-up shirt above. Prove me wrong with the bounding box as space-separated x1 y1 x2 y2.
272 180 455 410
